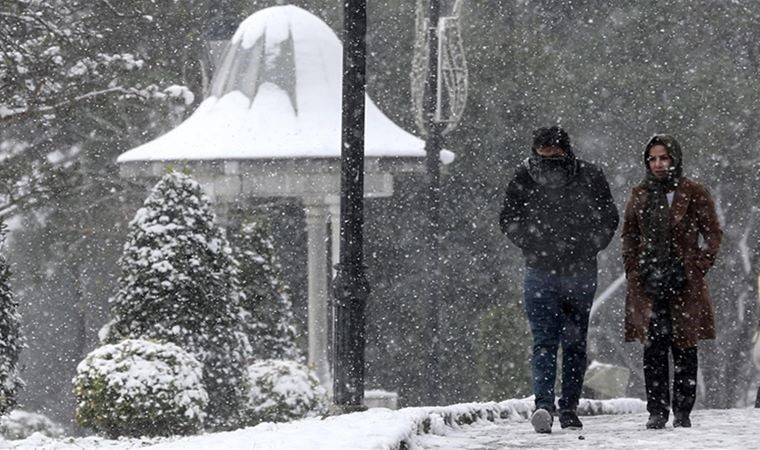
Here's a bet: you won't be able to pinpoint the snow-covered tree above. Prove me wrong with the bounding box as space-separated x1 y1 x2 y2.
0 223 23 415
231 220 299 361
101 172 251 430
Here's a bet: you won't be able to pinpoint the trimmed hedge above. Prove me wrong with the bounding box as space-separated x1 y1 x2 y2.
73 339 207 438
243 359 327 425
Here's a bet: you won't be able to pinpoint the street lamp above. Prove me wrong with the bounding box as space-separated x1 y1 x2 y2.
332 0 369 412
411 0 468 405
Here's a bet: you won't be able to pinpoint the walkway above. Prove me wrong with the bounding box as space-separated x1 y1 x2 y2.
416 408 760 449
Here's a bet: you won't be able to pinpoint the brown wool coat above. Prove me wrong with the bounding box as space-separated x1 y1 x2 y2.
622 177 723 349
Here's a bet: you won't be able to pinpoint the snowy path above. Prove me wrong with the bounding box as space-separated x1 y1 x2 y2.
5 402 759 449
416 408 760 449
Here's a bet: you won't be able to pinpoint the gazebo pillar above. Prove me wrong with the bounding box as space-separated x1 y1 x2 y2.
327 196 341 277
303 198 332 393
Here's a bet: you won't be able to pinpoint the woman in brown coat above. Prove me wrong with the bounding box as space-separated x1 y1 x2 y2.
622 134 722 430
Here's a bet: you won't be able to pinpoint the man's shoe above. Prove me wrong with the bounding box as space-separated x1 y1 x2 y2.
559 410 583 430
673 413 691 428
646 413 668 429
531 408 553 434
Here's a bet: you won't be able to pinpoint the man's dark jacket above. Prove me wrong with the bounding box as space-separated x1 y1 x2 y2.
499 159 619 275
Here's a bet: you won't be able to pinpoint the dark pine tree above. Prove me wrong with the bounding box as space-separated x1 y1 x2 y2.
231 219 299 361
0 223 23 415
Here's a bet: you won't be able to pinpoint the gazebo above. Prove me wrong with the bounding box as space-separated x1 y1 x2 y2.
117 5 453 391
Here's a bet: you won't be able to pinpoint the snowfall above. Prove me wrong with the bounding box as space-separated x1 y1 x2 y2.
4 5 760 450
2 398 759 449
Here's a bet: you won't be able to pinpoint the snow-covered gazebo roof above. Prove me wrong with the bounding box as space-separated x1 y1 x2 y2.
118 5 452 165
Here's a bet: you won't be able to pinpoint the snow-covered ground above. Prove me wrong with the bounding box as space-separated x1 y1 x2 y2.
2 398 758 449
418 408 760 449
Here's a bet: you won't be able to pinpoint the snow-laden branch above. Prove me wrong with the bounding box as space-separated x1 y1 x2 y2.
0 12 40 23
739 217 755 275
98 0 126 17
0 203 17 222
0 86 152 124
97 0 146 18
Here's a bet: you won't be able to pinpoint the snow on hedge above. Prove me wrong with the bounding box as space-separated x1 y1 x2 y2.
0 410 63 440
243 359 327 425
73 339 208 438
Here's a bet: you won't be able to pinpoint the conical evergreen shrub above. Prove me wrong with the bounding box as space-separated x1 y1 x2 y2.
231 219 299 361
476 301 532 402
0 223 23 416
101 171 251 429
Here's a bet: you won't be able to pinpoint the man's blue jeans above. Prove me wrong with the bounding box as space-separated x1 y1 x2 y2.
523 268 597 412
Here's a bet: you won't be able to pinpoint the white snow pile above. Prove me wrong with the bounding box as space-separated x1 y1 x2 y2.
0 410 64 440
162 85 195 106
1 397 645 449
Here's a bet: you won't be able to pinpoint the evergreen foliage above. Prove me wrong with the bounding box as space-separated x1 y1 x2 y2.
0 223 23 415
102 172 251 430
231 220 299 361
475 302 532 402
243 359 327 425
73 339 207 438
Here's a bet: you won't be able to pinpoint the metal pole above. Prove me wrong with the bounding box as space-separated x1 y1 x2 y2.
424 0 443 406
332 0 369 412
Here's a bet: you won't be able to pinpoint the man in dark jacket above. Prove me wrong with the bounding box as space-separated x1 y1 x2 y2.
500 126 619 433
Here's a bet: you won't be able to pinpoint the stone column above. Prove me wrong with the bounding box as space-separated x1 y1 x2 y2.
327 196 341 278
303 199 332 394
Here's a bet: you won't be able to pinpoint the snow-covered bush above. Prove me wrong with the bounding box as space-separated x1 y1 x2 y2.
231 220 299 361
101 171 251 430
244 359 327 425
73 339 207 438
0 223 23 415
0 410 64 440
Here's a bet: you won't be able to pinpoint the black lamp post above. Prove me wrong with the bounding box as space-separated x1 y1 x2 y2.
423 0 444 406
332 0 369 412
